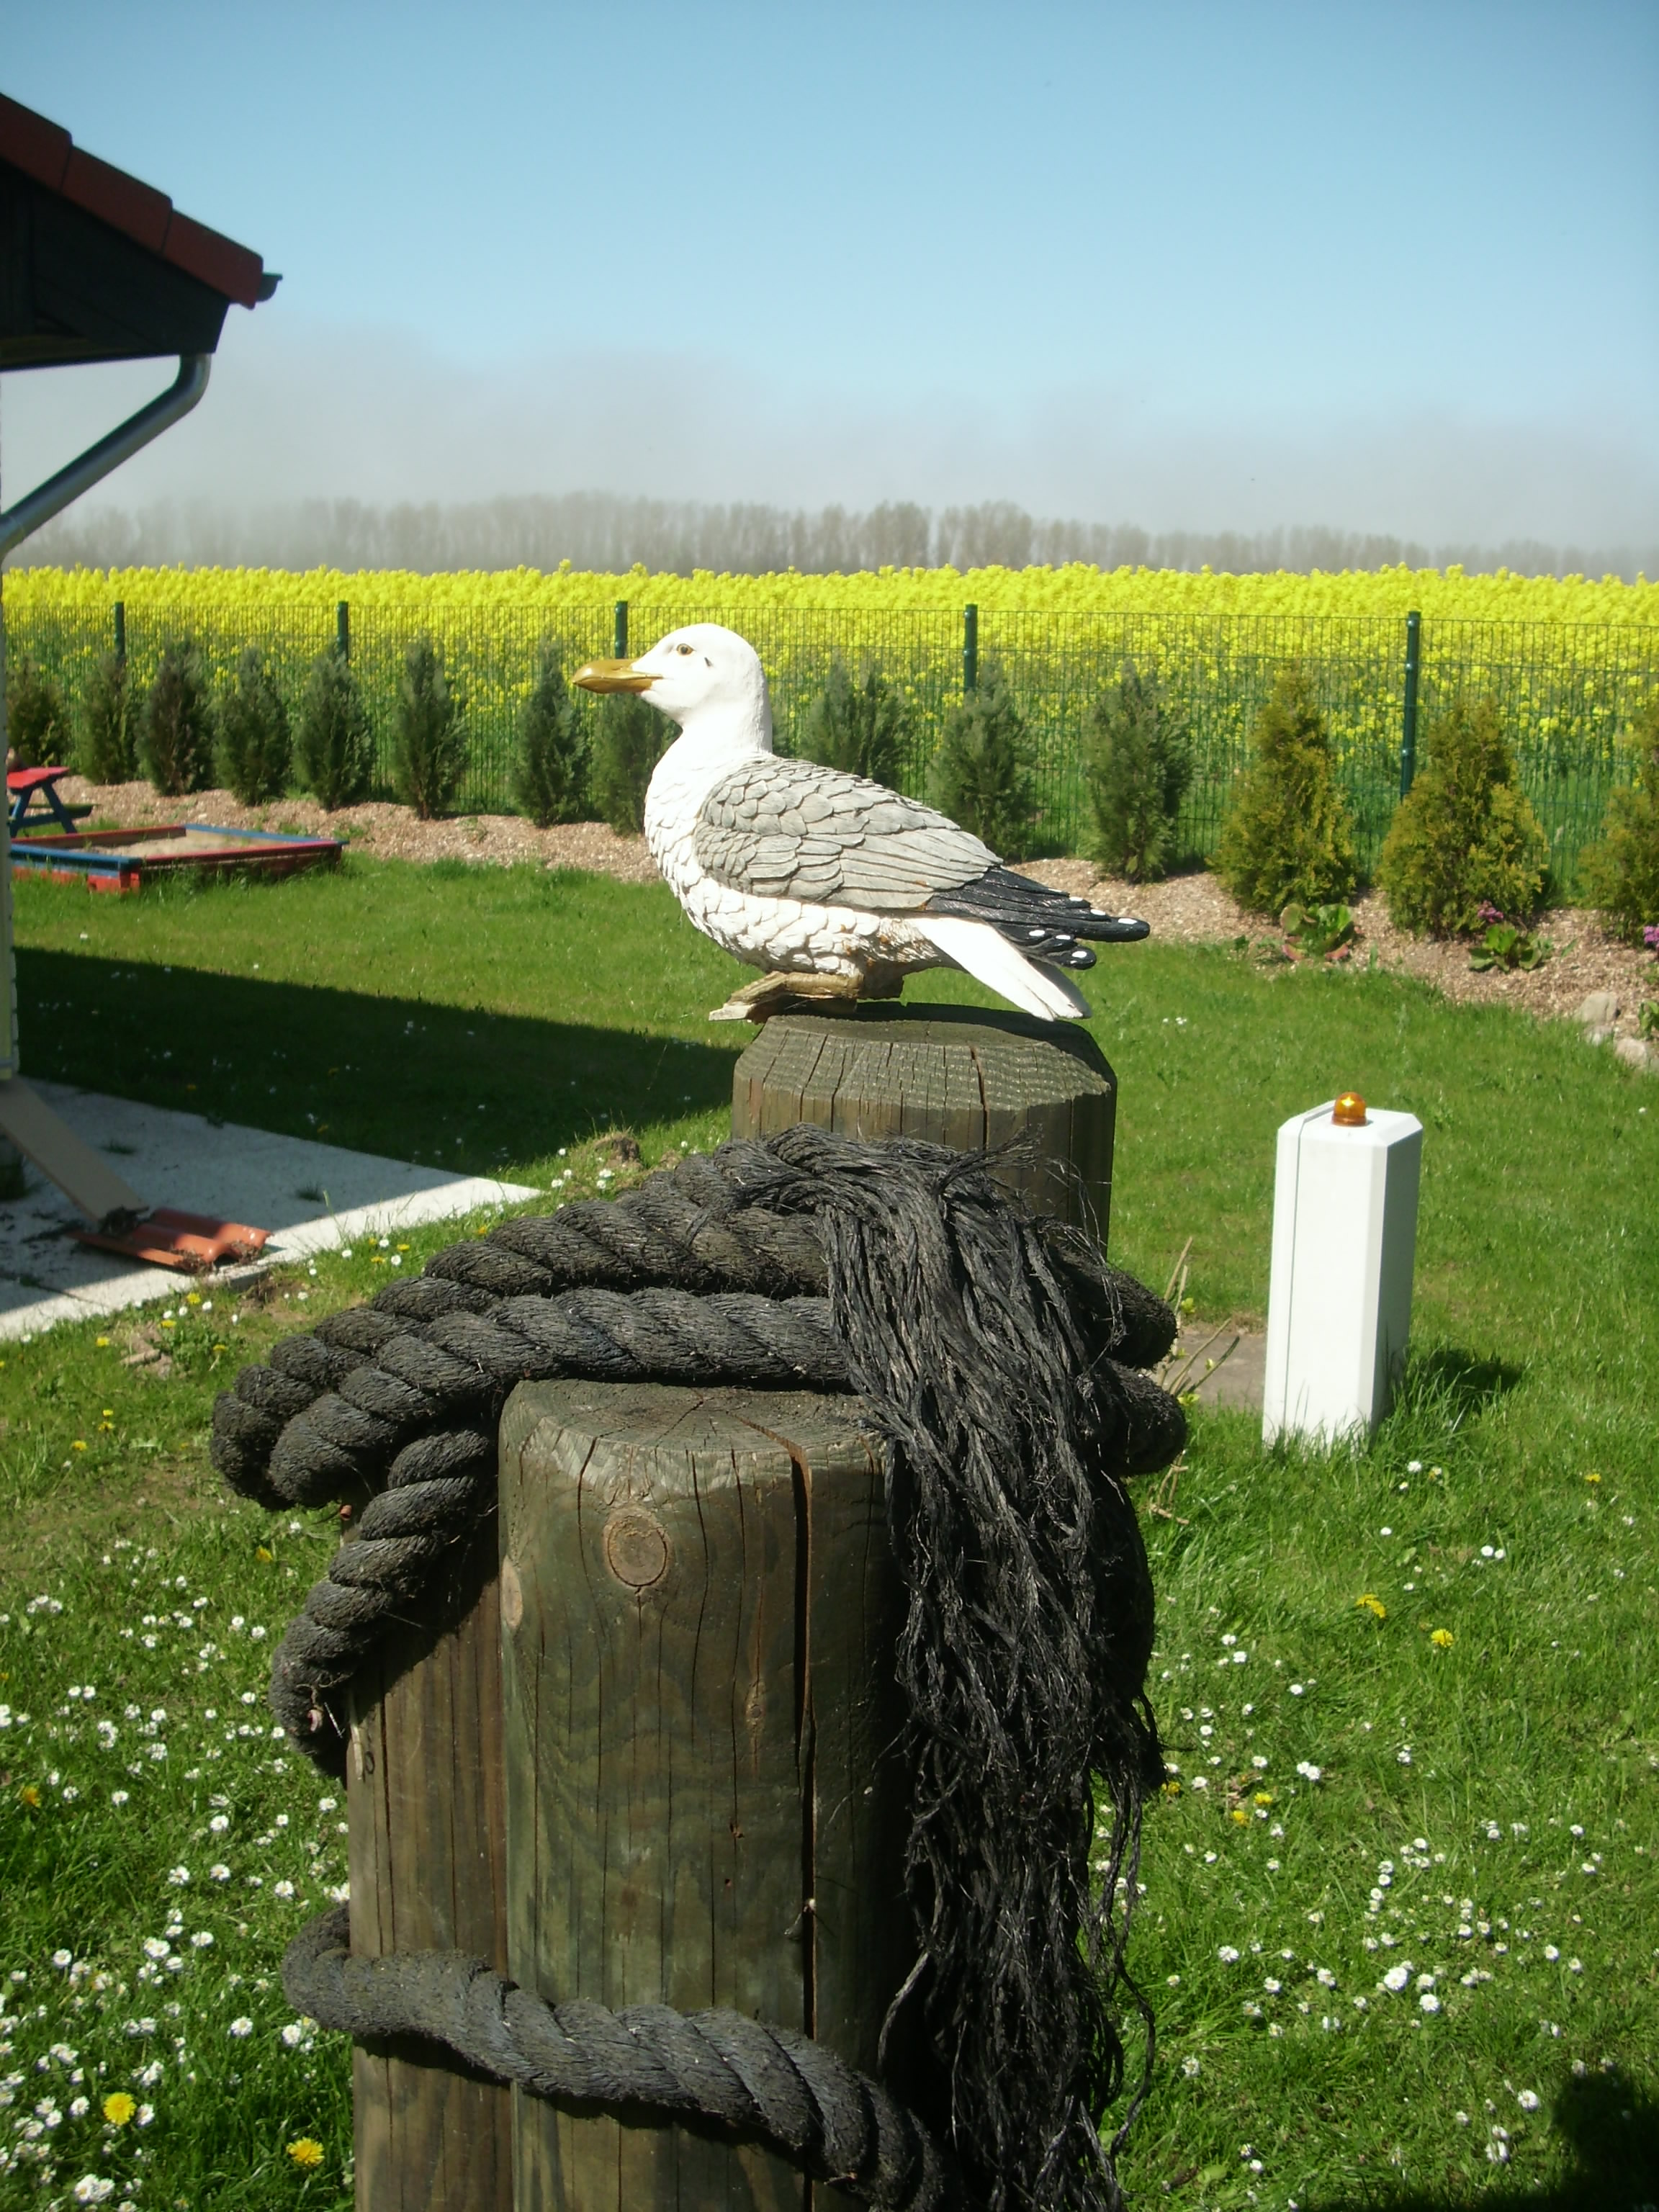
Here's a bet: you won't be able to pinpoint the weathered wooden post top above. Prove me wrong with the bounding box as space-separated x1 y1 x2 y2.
731 1000 1120 1239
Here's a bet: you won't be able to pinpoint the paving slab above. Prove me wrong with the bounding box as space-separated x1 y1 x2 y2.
0 1081 536 1341
1161 1321 1267 1411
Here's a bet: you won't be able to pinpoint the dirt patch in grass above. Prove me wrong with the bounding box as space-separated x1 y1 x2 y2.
1020 860 1659 1038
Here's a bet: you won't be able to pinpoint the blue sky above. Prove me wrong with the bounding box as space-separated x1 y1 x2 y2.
4 0 1657 545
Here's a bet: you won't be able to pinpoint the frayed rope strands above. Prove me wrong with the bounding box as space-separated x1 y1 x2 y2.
283 1905 950 2211
215 1129 1185 2212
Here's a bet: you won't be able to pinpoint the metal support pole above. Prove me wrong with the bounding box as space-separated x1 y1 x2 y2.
613 600 629 660
1400 609 1421 799
112 601 126 662
336 601 351 662
963 603 979 695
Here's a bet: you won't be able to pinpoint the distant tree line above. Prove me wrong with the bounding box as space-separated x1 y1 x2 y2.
12 491 1651 583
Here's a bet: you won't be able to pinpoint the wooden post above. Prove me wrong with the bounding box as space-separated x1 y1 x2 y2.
346 1508 513 2212
342 1005 1115 2206
497 1379 908 2211
731 1002 1119 1243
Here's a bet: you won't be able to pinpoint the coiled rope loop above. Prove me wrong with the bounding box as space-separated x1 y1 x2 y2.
284 1907 950 2211
217 1131 1184 2212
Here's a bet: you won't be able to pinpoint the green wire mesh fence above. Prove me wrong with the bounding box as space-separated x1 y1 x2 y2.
9 595 1657 889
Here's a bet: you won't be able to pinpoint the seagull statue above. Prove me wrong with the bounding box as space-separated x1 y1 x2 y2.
574 623 1148 1022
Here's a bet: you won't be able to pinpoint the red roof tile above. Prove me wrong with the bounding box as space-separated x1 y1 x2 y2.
159 209 264 307
0 92 267 310
61 147 172 253
0 94 70 189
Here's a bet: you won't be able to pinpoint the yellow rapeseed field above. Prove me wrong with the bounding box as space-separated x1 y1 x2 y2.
9 559 1658 635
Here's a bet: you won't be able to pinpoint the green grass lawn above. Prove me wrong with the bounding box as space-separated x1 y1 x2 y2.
0 860 1655 2211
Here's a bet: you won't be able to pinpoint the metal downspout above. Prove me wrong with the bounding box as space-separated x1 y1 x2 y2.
0 352 211 562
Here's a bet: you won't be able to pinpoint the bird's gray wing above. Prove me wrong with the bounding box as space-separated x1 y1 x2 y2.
691 755 999 913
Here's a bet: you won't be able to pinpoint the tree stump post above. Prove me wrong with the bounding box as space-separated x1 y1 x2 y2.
729 1003 1119 1244
497 1380 907 2211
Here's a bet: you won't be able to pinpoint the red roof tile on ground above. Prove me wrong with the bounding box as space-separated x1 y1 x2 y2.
0 92 266 308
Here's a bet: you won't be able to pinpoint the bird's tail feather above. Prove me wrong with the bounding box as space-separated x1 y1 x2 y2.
914 915 1093 1022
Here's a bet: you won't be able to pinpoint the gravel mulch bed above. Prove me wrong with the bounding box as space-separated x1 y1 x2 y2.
50 776 662 883
45 778 1658 1035
1017 860 1658 1037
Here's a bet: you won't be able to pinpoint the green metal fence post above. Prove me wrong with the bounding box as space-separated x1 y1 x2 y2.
112 601 125 662
613 601 629 660
336 601 350 662
963 603 979 695
1400 608 1421 798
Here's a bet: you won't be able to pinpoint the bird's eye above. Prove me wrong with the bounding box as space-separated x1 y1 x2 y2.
675 642 694 656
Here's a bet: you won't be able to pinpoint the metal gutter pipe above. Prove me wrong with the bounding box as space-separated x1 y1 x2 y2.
0 352 210 562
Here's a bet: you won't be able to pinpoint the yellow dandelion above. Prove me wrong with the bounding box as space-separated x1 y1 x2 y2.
1583 1471 1601 1485
1430 1628 1455 1648
19 1784 40 1807
103 2091 137 2125
286 2137 325 2168
71 1439 86 1451
95 1336 110 1349
1254 1791 1275 1807
256 1545 274 1563
1357 1593 1387 1619
1161 1779 1182 1797
1230 1808 1249 1825
186 1292 202 1306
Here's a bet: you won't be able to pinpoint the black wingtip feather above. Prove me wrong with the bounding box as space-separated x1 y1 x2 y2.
922 865 1151 958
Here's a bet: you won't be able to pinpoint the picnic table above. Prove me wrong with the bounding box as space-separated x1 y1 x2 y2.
7 767 94 836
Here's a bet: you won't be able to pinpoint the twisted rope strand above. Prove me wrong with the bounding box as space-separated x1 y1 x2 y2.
283 1905 952 2209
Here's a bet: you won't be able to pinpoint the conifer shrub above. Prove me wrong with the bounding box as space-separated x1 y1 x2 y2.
1376 696 1549 935
76 653 139 783
1579 692 1659 943
930 666 1035 859
142 640 215 796
5 657 71 768
1212 667 1357 914
797 659 908 786
1083 661 1191 881
392 639 467 819
513 648 588 826
217 646 292 804
296 649 374 810
590 693 665 835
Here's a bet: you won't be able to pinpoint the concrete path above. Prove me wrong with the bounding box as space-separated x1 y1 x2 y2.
1161 1320 1267 1411
0 1081 536 1341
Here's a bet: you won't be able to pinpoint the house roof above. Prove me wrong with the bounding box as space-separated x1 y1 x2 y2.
0 92 276 369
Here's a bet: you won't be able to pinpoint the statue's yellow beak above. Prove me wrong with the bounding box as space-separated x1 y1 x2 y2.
572 658 657 693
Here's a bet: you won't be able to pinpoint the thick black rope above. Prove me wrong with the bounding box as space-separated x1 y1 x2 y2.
215 1132 1183 2212
284 1905 950 2209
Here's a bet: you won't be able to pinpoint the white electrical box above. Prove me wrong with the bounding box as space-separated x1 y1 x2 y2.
1262 1096 1423 1447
